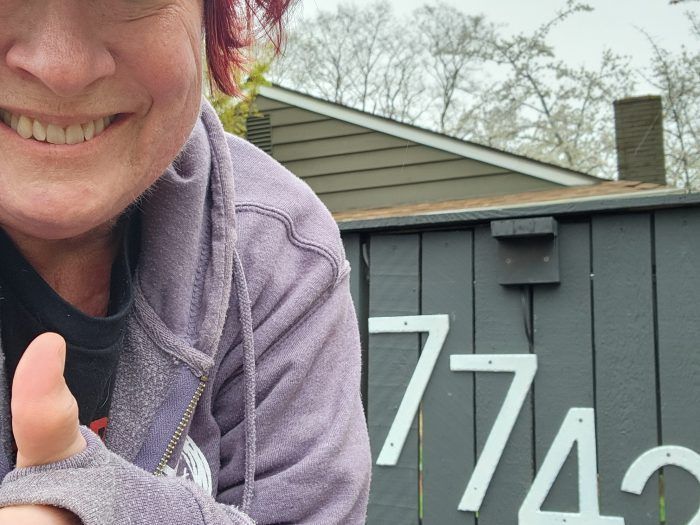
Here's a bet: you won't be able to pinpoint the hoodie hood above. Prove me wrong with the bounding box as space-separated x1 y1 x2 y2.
137 100 236 359
123 99 257 511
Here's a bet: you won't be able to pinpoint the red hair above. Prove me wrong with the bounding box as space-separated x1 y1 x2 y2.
205 0 294 95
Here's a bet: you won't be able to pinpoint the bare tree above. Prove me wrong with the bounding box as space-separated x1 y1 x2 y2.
271 2 680 180
414 4 496 134
373 35 429 124
642 16 700 188
466 2 635 178
345 3 393 112
272 8 355 105
272 1 427 123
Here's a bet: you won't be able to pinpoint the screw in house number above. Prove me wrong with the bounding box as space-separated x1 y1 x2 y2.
369 315 700 525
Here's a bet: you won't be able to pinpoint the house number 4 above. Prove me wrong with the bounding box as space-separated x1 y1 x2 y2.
369 315 700 525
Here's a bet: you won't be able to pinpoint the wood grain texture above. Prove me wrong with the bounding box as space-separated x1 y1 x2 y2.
367 234 421 524
532 221 596 513
655 208 700 524
473 225 534 525
421 231 475 525
592 214 659 523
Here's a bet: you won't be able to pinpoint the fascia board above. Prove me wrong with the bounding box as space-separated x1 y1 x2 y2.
336 188 688 232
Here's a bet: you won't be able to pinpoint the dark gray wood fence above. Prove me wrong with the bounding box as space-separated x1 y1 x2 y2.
341 197 700 525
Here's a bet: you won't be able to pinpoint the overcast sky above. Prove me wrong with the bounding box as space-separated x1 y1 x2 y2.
297 0 696 95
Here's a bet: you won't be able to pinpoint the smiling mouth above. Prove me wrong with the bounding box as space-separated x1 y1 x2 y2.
0 108 118 145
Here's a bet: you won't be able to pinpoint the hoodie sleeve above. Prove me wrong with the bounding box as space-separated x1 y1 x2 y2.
0 426 254 524
0 268 371 525
214 266 372 524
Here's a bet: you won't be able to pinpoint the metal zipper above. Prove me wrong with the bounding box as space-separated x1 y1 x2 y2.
153 375 209 476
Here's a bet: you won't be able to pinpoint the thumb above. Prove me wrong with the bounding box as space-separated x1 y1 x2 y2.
11 332 86 468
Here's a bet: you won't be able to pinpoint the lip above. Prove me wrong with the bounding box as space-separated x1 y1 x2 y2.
0 112 131 159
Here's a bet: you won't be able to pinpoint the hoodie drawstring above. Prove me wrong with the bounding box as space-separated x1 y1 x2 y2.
232 249 257 513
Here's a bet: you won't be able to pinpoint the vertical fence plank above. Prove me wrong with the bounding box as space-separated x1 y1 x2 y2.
343 233 363 318
532 221 595 512
592 214 658 523
421 231 475 525
655 208 700 524
367 234 420 525
342 233 369 411
473 225 533 525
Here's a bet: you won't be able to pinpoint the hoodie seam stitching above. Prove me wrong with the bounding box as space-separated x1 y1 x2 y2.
187 232 210 342
214 272 345 393
131 287 214 374
199 101 236 359
235 203 341 280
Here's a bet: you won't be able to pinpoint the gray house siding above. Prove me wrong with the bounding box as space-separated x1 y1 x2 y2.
254 95 562 212
341 195 700 525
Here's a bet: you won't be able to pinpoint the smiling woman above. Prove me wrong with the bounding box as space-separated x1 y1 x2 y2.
0 1 371 524
0 0 206 242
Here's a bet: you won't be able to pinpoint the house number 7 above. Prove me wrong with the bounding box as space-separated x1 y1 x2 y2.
370 314 700 524
369 314 536 510
368 314 449 466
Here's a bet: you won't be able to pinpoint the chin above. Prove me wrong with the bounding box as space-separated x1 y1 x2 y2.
0 197 122 241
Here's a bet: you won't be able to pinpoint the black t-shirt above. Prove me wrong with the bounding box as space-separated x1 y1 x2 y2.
0 216 138 437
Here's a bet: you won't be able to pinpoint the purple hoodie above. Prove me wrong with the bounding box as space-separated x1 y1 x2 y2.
0 99 372 524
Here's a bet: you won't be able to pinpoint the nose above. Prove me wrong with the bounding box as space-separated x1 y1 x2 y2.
5 3 116 98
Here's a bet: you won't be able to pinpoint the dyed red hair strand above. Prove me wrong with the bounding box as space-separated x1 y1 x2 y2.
205 0 295 95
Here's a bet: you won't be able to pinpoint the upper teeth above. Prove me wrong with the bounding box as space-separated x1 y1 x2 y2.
0 109 115 144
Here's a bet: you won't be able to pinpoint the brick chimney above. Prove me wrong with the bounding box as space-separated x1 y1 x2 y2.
613 96 667 185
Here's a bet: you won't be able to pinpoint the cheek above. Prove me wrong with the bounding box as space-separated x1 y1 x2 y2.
114 10 203 124
119 28 203 177
140 38 202 110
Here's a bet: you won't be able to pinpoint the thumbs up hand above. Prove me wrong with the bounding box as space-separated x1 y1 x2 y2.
0 333 85 523
11 332 86 468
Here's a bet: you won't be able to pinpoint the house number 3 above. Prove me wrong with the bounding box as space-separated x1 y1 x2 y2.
369 315 700 525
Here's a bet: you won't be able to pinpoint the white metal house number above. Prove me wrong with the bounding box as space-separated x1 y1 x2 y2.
369 315 700 525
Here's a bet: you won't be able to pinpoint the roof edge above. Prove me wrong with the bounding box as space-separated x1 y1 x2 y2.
336 188 690 232
260 85 599 187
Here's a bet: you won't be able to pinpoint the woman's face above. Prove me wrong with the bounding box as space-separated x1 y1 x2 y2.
0 0 204 240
